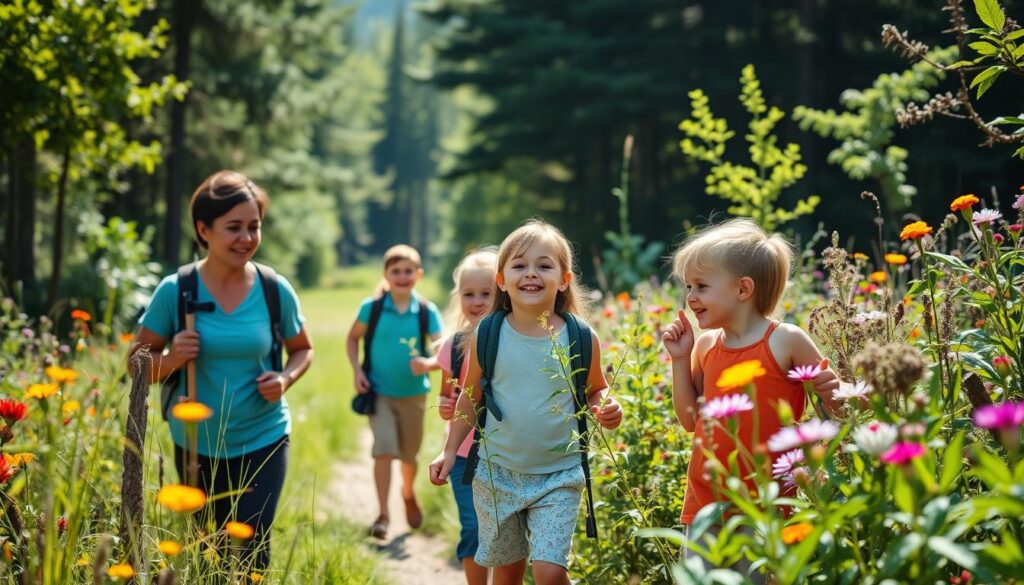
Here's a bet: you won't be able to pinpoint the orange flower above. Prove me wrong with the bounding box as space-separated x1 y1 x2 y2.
7 453 34 468
950 194 980 212
172 402 213 424
781 522 814 544
899 221 933 241
250 573 265 583
716 360 766 390
45 366 79 384
226 521 255 540
70 309 92 322
119 333 134 344
869 271 887 283
615 292 632 311
158 540 182 556
884 253 907 265
26 383 59 400
156 485 207 513
107 564 134 579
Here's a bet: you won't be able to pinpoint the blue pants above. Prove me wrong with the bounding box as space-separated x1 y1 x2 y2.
450 455 480 560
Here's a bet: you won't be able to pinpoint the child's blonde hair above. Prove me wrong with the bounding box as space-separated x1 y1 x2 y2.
492 220 587 316
375 244 423 296
671 218 793 316
445 246 498 330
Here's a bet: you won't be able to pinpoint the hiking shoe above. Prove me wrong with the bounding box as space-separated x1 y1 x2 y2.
404 495 423 529
369 515 388 540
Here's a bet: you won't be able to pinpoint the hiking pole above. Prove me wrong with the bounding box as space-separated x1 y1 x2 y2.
182 291 214 487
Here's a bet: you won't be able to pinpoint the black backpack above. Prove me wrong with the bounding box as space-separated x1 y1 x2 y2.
460 310 598 539
159 262 284 420
361 292 433 380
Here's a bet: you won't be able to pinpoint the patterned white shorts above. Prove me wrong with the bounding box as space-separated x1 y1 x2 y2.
472 462 585 568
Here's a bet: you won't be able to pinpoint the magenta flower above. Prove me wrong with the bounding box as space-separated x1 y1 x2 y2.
973 401 1024 431
880 442 925 465
787 364 822 383
767 419 840 452
972 209 1003 226
993 355 1013 377
701 394 754 420
772 449 805 488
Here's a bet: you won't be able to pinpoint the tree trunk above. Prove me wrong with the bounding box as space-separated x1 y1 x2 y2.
46 145 73 312
163 0 195 266
4 136 37 297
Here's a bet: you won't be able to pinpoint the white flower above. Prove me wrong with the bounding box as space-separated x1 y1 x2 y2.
851 421 898 456
972 209 1003 226
850 311 887 325
767 419 840 452
833 381 872 401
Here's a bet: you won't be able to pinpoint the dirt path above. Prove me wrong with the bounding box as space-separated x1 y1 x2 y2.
326 428 464 585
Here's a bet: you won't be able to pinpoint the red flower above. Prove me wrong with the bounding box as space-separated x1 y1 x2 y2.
57 516 68 536
0 457 14 484
0 399 27 425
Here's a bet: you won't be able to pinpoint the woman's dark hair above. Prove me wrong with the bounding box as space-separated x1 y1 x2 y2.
189 170 269 249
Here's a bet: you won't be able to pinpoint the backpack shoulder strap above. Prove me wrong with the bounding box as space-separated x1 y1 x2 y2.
450 331 465 385
362 293 388 374
253 262 283 371
563 311 598 539
417 294 432 357
461 310 507 486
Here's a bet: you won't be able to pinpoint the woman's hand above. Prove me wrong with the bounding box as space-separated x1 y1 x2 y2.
354 370 371 394
170 330 200 367
428 451 455 486
662 310 695 361
591 396 623 430
256 372 289 402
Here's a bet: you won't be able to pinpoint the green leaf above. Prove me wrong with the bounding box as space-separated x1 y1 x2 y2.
974 0 1006 31
970 65 1006 99
969 41 1000 55
928 536 979 569
940 432 966 491
989 116 1024 125
1006 29 1024 41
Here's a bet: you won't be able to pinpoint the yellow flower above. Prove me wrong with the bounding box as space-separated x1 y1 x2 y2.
950 194 980 212
869 271 887 283
26 383 59 400
639 334 655 349
45 366 79 384
156 484 207 513
715 360 766 390
158 540 182 556
107 564 135 579
884 253 907 265
226 521 255 540
781 522 814 544
62 400 81 416
8 453 35 467
899 221 933 241
852 252 869 261
172 402 213 424
76 554 89 567
250 573 265 583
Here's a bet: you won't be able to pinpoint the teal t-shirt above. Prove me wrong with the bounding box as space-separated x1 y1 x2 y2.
357 293 442 397
140 268 305 458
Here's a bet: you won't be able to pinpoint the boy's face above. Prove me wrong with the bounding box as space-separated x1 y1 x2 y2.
682 265 744 329
497 238 569 312
385 259 422 293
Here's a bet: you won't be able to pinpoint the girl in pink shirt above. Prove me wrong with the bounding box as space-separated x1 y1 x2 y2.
435 247 497 585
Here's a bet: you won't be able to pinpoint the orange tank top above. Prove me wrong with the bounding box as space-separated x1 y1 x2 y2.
679 321 806 524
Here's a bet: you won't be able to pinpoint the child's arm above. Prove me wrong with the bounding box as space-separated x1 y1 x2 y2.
345 319 371 394
584 329 622 430
410 355 440 375
782 325 843 417
438 372 456 420
662 310 702 432
429 332 483 485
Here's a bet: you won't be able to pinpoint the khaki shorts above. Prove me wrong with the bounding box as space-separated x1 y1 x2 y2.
369 394 427 463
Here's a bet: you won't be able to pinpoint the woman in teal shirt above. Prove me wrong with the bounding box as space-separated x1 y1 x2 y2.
135 170 313 571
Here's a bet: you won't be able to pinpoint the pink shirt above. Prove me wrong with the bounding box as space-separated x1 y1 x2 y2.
436 335 475 458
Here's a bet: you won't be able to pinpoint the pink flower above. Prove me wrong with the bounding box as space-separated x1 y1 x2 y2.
767 419 840 452
645 305 667 315
994 233 1005 244
772 449 805 488
701 394 754 420
972 209 1003 226
1013 194 1024 210
993 355 1012 377
880 442 925 465
973 401 1024 431
787 365 821 383
1009 224 1024 233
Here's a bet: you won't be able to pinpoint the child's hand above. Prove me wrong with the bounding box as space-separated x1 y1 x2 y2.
410 356 431 375
438 395 456 420
354 370 371 394
428 451 454 486
662 310 695 361
591 396 623 430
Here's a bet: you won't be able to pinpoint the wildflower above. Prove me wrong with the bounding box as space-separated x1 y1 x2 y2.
172 402 213 424
119 332 134 344
993 355 1012 377
972 401 1024 431
70 309 92 322
156 484 207 513
646 304 667 315
639 334 655 349
787 364 821 383
767 419 840 452
21 328 33 339
62 400 80 417
850 311 887 325
250 573 265 583
615 292 632 310
950 194 980 212
1013 193 1024 209
158 540 182 556
75 338 86 352
852 252 869 261
880 442 926 465
26 383 59 400
899 221 933 241
884 253 908 265
8 453 34 467
45 366 79 384
833 381 872 401
772 449 805 488
57 516 68 536
780 523 814 544
0 399 28 425
0 457 14 483
1008 223 1023 234
701 394 754 420
972 209 1002 226
226 521 255 540
716 360 766 390
76 555 89 567
851 421 897 455
868 271 887 283
107 564 134 579
602 306 614 318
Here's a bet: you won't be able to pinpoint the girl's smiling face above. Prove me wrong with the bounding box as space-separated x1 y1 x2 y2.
459 267 495 325
197 199 262 268
497 238 570 312
385 259 422 294
683 265 744 329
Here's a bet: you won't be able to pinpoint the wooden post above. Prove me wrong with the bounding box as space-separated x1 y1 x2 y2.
120 350 151 575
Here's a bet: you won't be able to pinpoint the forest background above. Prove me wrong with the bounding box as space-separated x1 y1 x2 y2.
2 0 1023 325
